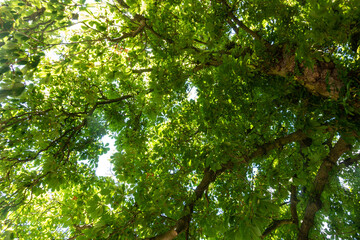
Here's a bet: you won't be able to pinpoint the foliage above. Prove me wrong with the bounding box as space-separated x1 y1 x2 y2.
0 0 360 239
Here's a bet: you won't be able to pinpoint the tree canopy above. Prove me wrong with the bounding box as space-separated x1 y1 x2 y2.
1 0 360 239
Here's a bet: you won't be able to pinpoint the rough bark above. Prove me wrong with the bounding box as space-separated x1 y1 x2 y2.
298 138 350 240
268 49 343 100
218 0 348 102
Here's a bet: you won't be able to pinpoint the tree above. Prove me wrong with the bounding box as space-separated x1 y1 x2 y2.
0 0 359 239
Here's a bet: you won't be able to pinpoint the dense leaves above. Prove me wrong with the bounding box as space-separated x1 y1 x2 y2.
0 0 359 239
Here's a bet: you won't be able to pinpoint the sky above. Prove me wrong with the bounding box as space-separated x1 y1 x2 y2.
96 135 116 177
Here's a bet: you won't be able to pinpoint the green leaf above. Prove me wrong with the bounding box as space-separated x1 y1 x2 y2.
1 1 359 239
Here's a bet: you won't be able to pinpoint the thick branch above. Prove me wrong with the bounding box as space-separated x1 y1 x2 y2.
145 167 219 240
217 0 270 46
24 7 46 21
144 23 174 44
95 94 135 105
115 0 130 9
195 42 347 104
19 20 54 32
290 185 299 226
229 12 263 42
74 224 92 231
111 18 146 42
96 89 152 106
146 131 307 240
226 19 239 34
247 130 307 161
261 219 293 239
339 154 360 168
132 68 153 74
268 49 343 100
298 138 350 240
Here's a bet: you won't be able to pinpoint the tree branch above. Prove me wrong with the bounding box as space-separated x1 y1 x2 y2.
115 0 130 9
298 137 351 240
290 185 299 226
226 19 239 34
95 94 135 105
267 48 343 100
145 167 219 240
217 0 270 47
111 18 146 42
145 130 308 239
261 219 293 239
0 109 51 132
339 154 360 168
74 224 92 231
24 7 46 21
144 23 174 44
246 130 307 161
132 68 153 74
